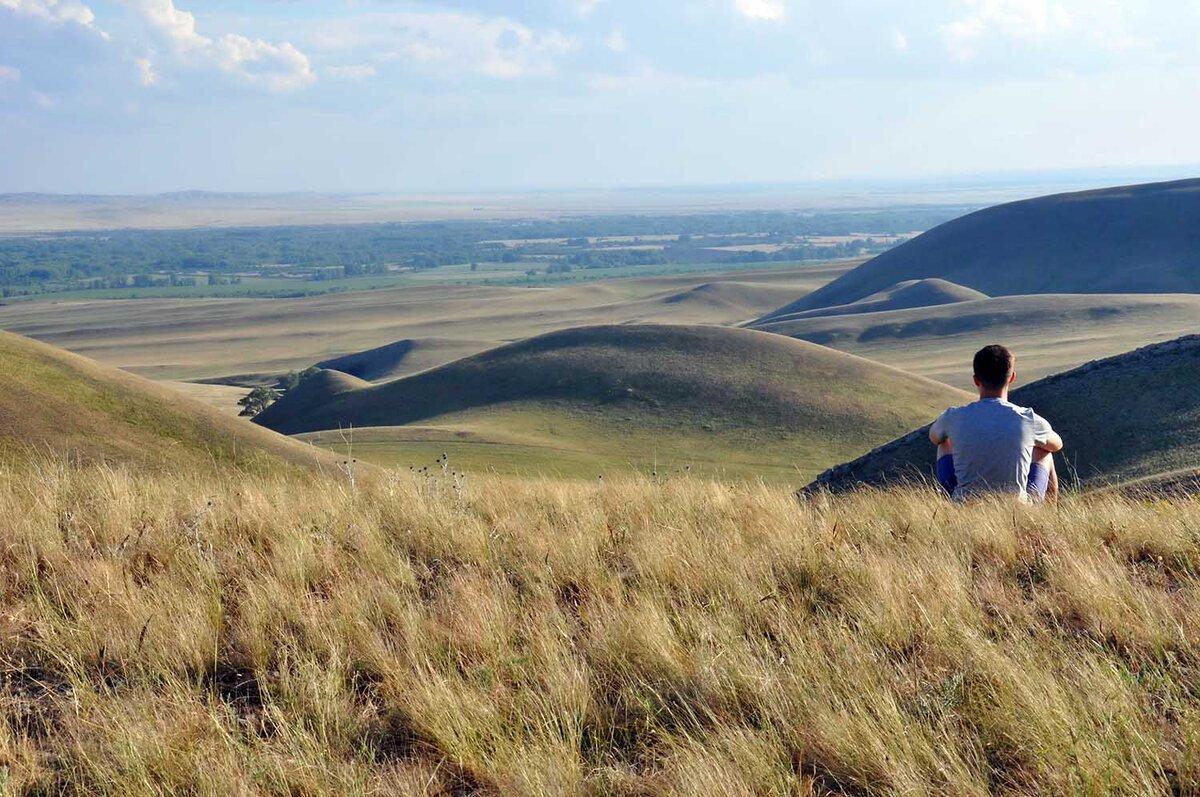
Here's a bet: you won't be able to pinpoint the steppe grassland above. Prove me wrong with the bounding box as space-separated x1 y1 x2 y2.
3 459 1200 794
0 263 854 382
295 409 826 484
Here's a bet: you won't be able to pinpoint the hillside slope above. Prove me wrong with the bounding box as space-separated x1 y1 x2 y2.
759 178 1200 316
315 339 487 382
809 334 1200 492
0 330 329 472
257 324 969 481
754 293 1200 388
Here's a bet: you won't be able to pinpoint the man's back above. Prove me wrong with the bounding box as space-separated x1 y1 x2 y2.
931 398 1052 499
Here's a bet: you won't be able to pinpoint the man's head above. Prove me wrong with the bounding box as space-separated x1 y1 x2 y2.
973 344 1016 396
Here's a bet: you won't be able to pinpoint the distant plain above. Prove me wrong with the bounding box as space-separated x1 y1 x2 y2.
0 260 857 381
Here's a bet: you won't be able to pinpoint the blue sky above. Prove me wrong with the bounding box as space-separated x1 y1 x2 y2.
2 0 1199 193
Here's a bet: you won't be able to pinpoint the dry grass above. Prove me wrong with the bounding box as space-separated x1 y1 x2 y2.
3 459 1200 795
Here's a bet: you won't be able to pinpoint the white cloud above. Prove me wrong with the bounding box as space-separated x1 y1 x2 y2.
130 0 204 49
0 64 21 82
326 63 377 81
734 0 786 21
127 0 316 91
0 0 100 29
604 28 628 53
943 0 1073 59
892 29 909 53
310 12 578 80
573 0 602 17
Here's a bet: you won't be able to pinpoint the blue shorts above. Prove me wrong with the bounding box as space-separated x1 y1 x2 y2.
936 455 1050 501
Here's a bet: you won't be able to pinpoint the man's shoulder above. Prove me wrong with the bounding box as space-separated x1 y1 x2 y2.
934 403 967 427
1001 401 1040 420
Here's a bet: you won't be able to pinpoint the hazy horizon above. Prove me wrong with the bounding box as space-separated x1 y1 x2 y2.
5 1 1200 195
1 163 1198 199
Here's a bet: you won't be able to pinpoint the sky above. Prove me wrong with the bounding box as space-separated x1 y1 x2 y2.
2 0 1200 193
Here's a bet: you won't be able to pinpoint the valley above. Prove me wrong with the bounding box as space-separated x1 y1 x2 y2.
4 179 1199 486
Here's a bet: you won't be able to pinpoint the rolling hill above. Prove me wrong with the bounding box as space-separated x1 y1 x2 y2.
315 338 490 382
808 334 1200 493
255 324 969 482
651 280 805 317
0 330 330 472
758 178 1200 317
759 278 988 323
753 293 1200 388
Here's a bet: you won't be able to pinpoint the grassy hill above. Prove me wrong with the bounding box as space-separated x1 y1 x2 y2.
809 334 1200 492
754 293 1200 388
758 178 1200 316
651 280 805 318
6 461 1200 794
753 278 988 323
315 338 488 382
0 330 330 472
256 324 968 482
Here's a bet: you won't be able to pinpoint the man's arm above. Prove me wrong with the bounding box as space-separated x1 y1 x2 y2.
929 411 949 445
1033 413 1063 453
1037 430 1064 453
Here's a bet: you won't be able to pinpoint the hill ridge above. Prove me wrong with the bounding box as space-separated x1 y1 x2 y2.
759 178 1200 317
754 278 988 324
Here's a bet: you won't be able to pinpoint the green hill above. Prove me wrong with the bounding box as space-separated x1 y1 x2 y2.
758 178 1200 317
256 324 969 482
808 334 1200 493
0 330 330 473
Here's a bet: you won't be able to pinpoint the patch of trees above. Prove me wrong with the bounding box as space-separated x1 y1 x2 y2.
238 367 321 417
238 386 279 417
567 250 668 268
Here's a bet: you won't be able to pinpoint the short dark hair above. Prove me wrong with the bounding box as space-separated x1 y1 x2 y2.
973 344 1015 390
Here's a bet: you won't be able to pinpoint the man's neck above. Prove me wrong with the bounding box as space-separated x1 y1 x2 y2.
978 389 1008 401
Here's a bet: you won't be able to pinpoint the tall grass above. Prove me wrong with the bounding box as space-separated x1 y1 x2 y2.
2 459 1199 795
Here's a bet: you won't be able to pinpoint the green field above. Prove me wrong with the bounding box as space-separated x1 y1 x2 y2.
4 257 853 303
297 408 833 485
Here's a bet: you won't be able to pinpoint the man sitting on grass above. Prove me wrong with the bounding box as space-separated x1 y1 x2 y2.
929 344 1063 503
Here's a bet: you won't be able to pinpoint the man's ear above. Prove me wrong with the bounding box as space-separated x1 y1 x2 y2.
1008 371 1017 385
972 375 981 388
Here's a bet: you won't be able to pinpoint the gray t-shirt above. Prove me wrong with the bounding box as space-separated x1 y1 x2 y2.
931 398 1055 500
